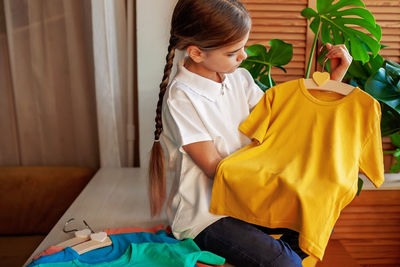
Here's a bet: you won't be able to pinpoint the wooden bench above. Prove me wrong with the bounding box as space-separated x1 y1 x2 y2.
24 169 400 266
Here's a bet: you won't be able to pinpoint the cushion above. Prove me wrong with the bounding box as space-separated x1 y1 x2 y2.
0 166 95 235
0 235 45 266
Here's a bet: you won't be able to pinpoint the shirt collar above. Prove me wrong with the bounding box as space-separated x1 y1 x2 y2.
174 58 232 102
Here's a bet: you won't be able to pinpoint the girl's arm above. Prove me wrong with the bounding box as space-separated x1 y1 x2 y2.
183 141 223 179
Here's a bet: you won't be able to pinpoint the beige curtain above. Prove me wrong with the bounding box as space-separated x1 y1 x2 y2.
91 0 138 167
0 0 99 168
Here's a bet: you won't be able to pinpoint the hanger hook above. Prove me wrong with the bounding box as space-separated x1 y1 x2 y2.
63 218 94 233
319 43 327 53
83 220 95 233
63 218 78 233
318 43 329 73
321 58 328 73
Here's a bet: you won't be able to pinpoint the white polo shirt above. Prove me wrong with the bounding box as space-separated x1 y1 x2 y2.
161 59 264 240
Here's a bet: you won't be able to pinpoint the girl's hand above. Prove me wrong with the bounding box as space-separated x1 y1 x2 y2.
324 43 352 81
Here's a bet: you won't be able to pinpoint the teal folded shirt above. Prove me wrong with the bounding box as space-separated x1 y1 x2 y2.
32 238 225 267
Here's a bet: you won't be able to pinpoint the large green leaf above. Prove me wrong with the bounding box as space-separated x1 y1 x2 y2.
391 132 400 147
301 0 381 64
346 54 384 87
302 8 317 19
381 103 400 137
240 39 293 89
365 68 400 114
329 8 375 25
385 60 400 86
317 0 335 13
265 39 293 66
369 54 385 74
245 44 267 58
362 60 400 136
325 0 365 13
244 40 293 67
390 156 400 173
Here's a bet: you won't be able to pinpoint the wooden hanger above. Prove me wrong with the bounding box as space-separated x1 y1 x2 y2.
304 73 354 95
304 56 354 96
56 218 93 248
71 231 112 255
58 218 112 254
56 228 92 248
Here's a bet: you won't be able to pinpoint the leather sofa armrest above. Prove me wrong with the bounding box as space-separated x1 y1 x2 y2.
0 166 95 235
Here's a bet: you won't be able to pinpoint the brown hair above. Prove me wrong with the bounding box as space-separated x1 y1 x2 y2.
149 0 251 217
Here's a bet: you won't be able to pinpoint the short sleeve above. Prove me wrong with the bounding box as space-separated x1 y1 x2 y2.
238 90 271 144
166 92 211 151
237 68 264 110
359 106 384 188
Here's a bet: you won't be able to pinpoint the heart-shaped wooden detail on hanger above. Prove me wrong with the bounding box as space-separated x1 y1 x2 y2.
75 228 91 238
312 71 330 86
90 232 107 242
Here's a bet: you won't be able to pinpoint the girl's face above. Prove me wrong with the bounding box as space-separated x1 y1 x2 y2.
201 31 250 75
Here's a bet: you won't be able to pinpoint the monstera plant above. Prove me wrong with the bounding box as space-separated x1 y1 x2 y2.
364 60 400 173
345 55 400 173
365 60 400 137
240 39 293 90
241 0 383 89
301 0 382 78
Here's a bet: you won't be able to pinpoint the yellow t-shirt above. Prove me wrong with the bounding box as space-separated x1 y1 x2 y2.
210 78 384 260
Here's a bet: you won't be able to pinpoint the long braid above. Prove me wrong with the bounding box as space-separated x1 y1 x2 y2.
154 40 176 140
148 0 251 217
149 37 176 217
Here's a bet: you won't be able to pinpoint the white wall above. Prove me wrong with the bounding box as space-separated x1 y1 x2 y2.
137 0 178 166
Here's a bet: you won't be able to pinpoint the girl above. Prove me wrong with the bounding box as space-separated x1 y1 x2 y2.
149 0 352 266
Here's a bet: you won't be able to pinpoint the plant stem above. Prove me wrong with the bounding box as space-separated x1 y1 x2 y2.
305 22 322 78
267 65 273 88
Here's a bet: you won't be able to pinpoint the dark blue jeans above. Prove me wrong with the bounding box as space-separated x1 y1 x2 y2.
194 217 307 267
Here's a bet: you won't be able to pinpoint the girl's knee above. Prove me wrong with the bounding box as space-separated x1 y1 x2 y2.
273 255 303 267
272 252 303 267
271 242 303 267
